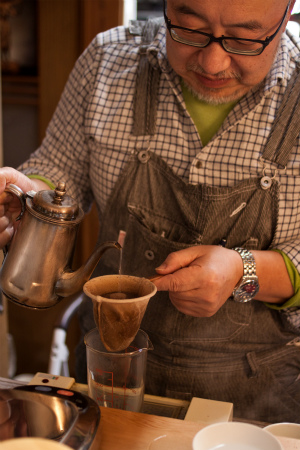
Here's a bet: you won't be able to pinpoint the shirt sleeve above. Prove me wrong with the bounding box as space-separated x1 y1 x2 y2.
18 38 101 213
265 249 300 309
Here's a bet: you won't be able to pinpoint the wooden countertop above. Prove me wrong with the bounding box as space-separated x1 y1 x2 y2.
0 377 299 450
91 407 204 450
90 407 300 450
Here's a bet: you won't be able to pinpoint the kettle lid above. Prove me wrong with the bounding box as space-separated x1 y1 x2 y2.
30 182 82 222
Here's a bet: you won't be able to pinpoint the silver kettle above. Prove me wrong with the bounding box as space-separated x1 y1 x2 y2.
0 182 121 309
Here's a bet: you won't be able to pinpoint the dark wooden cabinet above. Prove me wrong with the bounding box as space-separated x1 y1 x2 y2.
2 0 123 378
2 0 124 154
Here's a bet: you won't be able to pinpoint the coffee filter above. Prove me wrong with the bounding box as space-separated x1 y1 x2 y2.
83 275 157 352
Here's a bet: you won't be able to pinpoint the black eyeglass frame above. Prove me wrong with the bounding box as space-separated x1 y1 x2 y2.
163 0 291 56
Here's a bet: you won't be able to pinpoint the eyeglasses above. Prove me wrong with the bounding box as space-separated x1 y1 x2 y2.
163 0 290 56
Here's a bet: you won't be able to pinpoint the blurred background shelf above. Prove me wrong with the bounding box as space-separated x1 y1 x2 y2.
0 0 161 380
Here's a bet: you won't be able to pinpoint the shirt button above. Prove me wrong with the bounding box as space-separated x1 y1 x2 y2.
195 161 202 169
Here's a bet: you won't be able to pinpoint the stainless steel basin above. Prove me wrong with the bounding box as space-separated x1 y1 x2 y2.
0 385 100 449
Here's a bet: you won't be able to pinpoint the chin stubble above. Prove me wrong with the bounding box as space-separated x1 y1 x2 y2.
184 63 244 105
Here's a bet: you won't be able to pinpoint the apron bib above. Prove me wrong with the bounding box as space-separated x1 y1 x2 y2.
77 21 300 423
95 147 300 423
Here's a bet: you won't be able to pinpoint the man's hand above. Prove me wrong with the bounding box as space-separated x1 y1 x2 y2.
152 245 295 315
0 167 50 248
153 245 243 317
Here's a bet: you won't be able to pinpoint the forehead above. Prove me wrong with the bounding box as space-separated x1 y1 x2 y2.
166 0 285 20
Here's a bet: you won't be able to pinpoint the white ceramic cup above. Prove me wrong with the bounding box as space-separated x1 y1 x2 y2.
264 422 300 440
192 422 283 450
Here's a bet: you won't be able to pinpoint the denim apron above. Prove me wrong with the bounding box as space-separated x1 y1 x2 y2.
77 22 300 423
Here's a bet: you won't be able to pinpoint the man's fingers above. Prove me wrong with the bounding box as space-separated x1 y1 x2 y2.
0 223 14 248
154 265 202 292
155 247 204 274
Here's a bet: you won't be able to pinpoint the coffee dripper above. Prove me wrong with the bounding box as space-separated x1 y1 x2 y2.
83 274 157 351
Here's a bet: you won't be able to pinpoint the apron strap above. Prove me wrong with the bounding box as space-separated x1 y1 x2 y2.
262 57 300 168
129 18 163 136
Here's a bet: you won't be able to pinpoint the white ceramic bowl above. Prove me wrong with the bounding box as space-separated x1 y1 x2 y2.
193 422 283 450
264 422 300 440
0 438 71 450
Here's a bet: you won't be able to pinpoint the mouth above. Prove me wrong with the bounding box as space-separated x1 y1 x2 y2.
194 72 234 89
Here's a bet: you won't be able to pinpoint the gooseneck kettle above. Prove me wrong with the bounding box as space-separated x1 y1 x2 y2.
0 182 120 308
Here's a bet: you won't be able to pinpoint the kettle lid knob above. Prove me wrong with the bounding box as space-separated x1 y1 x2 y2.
53 182 66 204
29 181 83 223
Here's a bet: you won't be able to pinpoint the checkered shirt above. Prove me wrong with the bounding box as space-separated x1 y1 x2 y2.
19 24 300 327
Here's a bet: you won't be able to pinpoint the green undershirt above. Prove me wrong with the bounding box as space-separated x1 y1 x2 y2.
181 83 237 146
27 174 56 190
182 83 300 309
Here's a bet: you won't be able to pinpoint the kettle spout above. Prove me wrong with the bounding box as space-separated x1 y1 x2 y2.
55 241 121 297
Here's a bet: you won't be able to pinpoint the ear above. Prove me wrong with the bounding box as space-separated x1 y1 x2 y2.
287 0 298 25
289 0 297 15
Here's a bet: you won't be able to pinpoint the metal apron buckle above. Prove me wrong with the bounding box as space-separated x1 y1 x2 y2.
259 157 286 190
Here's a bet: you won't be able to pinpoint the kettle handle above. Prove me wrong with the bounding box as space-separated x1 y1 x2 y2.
4 184 26 221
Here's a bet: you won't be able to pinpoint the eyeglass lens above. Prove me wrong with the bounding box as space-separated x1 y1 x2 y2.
166 0 290 56
170 29 265 55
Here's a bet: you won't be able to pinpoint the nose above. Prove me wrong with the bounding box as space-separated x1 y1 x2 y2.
197 42 232 75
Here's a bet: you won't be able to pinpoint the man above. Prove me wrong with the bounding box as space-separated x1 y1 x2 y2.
0 0 300 423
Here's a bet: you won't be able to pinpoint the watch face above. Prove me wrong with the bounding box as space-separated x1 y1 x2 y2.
234 280 259 303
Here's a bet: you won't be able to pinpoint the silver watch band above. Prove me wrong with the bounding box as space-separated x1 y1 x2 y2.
232 247 257 278
231 247 259 302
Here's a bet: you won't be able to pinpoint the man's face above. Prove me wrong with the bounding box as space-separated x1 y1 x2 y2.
165 0 293 104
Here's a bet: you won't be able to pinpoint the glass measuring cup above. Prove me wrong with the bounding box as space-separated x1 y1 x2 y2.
84 328 153 412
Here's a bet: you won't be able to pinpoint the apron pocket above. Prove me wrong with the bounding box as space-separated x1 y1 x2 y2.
252 346 300 414
146 350 300 423
121 212 196 276
128 204 202 245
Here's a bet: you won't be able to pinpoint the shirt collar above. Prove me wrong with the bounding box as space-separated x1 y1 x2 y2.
263 31 300 93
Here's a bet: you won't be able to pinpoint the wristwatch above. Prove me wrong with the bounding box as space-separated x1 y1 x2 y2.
231 247 259 303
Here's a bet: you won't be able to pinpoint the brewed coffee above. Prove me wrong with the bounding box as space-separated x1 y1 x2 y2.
101 291 139 300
